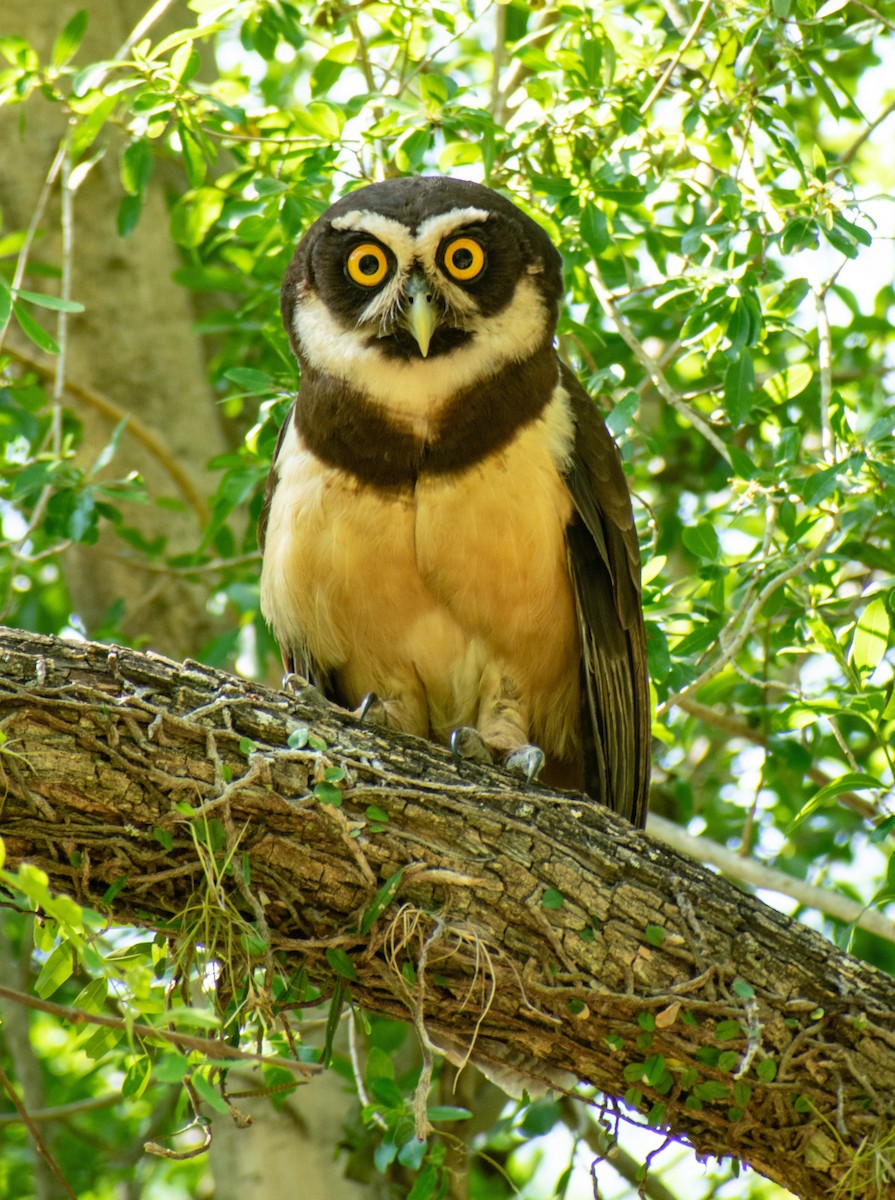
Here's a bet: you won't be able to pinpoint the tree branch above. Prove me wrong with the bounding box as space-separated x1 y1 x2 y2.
1 627 894 1200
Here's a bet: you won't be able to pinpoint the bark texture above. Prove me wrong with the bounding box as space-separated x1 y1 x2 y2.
1 626 894 1200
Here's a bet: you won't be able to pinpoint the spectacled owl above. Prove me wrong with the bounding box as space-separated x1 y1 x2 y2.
259 176 650 826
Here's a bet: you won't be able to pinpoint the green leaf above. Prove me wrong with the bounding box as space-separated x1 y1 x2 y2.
225 367 274 392
325 946 358 981
581 203 609 255
72 977 107 1013
179 123 207 187
644 924 665 947
427 1105 472 1122
788 773 882 833
313 781 343 806
723 352 755 427
191 1072 231 1115
407 1165 438 1200
762 364 813 404
169 187 224 248
120 139 153 197
52 10 88 67
70 94 117 160
732 978 754 999
153 825 172 854
870 815 895 845
605 390 639 436
360 869 403 934
681 522 719 562
122 1056 152 1099
34 942 74 998
155 1053 190 1083
850 597 889 674
715 1019 742 1042
13 302 59 354
756 1058 777 1083
542 888 564 909
15 290 85 313
117 193 144 237
693 1080 730 1101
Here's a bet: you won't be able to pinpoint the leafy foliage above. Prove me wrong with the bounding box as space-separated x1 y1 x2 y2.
1 0 895 1196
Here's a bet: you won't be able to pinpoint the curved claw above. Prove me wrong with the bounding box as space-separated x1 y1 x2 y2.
356 692 381 721
450 726 493 765
282 672 309 693
504 744 545 783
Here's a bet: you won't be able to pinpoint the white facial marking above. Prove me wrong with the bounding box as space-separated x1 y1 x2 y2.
293 274 550 437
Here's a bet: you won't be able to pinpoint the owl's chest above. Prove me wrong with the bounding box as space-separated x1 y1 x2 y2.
260 402 576 666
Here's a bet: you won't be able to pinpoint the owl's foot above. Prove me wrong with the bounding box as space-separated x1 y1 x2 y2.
503 744 545 783
355 692 383 722
450 725 493 765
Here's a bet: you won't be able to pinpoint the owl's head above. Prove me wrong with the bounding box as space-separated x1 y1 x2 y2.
281 177 563 386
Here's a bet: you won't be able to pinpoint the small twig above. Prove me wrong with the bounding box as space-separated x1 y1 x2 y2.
347 1013 388 1129
114 0 179 61
639 0 714 117
658 520 840 714
0 1091 120 1126
591 274 730 462
0 145 67 353
0 1062 77 1200
0 985 316 1076
144 1076 212 1159
814 283 836 464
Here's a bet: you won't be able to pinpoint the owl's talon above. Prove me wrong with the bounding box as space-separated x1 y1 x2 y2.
450 726 493 765
356 692 382 721
282 672 309 692
504 745 545 783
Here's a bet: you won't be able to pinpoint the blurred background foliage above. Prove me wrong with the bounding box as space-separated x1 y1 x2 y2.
1 0 894 1197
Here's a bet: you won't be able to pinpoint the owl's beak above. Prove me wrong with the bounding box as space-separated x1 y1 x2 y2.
404 274 438 358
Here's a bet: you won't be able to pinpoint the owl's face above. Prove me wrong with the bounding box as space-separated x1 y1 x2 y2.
281 178 564 403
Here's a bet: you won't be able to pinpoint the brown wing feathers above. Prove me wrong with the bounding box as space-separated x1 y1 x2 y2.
562 367 651 826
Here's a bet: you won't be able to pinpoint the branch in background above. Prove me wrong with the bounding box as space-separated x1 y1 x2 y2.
0 986 318 1078
6 347 211 524
673 695 877 820
647 815 895 945
492 11 557 128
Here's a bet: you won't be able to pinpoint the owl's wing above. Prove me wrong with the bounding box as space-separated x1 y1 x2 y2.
258 403 337 696
560 365 651 826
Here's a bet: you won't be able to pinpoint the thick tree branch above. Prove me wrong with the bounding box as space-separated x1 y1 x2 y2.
1 627 894 1200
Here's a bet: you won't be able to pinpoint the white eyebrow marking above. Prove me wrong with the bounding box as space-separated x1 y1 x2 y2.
330 210 417 262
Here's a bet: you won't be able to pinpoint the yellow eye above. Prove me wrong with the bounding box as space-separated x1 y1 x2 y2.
346 243 390 287
442 237 485 281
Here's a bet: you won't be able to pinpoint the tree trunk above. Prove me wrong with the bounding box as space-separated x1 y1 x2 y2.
0 0 229 657
1 626 894 1200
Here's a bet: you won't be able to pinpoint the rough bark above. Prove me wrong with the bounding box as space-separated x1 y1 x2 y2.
1 625 894 1200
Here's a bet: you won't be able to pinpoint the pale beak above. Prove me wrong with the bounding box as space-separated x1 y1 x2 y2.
404 274 438 358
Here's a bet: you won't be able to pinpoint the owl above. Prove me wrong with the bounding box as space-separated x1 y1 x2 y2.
259 176 650 825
